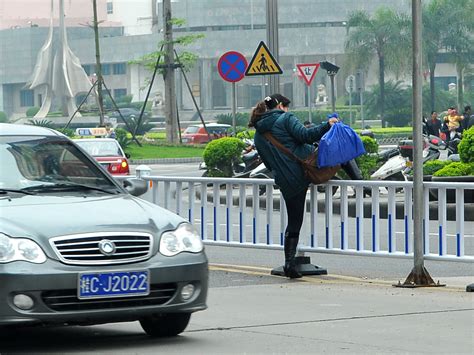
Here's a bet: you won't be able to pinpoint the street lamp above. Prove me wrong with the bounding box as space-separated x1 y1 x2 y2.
320 61 340 113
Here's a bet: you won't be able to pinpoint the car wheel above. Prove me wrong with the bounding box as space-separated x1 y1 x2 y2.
140 313 191 337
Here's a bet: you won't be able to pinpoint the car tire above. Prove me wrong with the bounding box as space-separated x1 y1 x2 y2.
140 313 191 337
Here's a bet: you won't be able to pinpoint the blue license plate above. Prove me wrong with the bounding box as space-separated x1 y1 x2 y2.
78 270 149 299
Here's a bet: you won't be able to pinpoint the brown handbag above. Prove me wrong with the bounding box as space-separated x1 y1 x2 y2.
263 132 340 185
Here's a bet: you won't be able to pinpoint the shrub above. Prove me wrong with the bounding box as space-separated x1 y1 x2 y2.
359 136 378 154
203 137 245 177
0 111 7 123
215 112 249 127
56 128 75 138
422 160 451 176
458 126 474 164
235 129 255 140
115 128 132 149
433 162 473 177
122 117 154 135
26 107 40 117
27 119 54 128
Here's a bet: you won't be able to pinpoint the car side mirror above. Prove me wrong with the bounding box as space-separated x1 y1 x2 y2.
125 153 131 159
122 178 148 197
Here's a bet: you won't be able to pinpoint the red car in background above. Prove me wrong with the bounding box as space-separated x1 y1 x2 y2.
73 138 130 175
181 123 231 144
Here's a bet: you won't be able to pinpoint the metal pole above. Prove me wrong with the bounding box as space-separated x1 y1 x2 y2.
349 87 353 125
360 89 364 129
396 0 440 288
330 74 336 113
308 84 312 123
266 0 279 94
232 82 237 133
92 0 104 126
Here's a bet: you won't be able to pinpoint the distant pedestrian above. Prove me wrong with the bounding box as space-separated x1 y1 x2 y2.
425 111 442 137
461 105 472 132
249 94 338 278
105 125 116 139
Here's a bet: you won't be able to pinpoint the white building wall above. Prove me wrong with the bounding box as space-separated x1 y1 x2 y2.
107 0 154 35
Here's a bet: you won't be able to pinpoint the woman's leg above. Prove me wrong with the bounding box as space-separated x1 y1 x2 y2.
282 188 308 278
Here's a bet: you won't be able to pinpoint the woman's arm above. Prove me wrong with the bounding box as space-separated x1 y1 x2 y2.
284 113 333 143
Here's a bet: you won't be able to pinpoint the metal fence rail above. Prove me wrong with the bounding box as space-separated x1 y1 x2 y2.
136 176 473 262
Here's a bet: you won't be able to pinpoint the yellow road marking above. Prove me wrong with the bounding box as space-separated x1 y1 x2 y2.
209 263 466 292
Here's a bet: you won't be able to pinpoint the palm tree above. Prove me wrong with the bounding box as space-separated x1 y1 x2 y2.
441 0 474 109
345 8 411 128
422 0 450 112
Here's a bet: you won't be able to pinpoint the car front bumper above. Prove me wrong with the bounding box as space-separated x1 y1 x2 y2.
0 252 208 327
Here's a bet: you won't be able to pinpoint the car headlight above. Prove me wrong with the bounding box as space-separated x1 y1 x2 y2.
0 233 47 264
159 223 203 257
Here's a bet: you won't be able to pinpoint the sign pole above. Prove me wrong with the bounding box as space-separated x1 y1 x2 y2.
232 82 237 133
308 84 312 123
349 87 353 125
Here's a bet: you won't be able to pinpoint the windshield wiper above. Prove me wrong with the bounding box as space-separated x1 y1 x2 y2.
0 188 36 195
22 182 118 195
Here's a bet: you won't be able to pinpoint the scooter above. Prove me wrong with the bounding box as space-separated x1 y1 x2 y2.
371 134 446 183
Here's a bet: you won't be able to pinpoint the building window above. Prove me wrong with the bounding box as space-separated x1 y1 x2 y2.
102 64 111 75
114 88 127 99
20 90 34 107
113 63 126 75
107 1 113 14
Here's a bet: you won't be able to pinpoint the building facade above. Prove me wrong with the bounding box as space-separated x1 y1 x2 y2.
0 0 464 121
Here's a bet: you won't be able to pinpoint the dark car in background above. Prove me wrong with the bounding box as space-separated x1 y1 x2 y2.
109 108 148 120
0 123 208 337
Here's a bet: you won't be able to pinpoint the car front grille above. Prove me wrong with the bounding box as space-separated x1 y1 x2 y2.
42 283 177 312
49 232 153 265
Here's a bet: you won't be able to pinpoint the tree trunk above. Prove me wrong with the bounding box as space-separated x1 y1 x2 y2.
163 0 178 143
457 64 464 110
379 54 385 128
429 62 436 113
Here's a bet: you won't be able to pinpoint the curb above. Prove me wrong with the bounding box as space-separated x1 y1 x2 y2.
130 157 202 164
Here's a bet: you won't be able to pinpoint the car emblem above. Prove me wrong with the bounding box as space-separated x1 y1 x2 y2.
98 239 116 256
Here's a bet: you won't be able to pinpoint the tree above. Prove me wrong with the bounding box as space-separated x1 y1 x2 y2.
345 8 411 128
440 0 474 109
422 0 451 112
132 16 204 144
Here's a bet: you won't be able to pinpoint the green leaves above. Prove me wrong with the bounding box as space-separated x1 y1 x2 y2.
202 137 246 177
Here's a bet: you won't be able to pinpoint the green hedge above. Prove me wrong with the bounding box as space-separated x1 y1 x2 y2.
0 111 7 123
434 162 473 177
202 137 245 177
458 126 474 164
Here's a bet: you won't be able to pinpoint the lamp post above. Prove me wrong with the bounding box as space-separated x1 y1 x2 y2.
320 61 339 113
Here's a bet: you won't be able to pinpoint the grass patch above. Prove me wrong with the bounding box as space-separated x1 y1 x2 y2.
125 143 205 160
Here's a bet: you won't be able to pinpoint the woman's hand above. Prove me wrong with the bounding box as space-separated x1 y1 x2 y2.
328 118 339 126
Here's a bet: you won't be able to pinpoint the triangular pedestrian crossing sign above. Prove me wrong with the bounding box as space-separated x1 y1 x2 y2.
296 63 320 86
245 41 283 76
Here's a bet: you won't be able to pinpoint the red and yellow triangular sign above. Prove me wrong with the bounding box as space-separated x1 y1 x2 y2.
296 63 320 86
245 41 283 76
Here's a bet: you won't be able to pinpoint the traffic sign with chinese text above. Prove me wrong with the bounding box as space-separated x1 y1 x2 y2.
296 63 320 86
245 41 283 76
217 51 248 82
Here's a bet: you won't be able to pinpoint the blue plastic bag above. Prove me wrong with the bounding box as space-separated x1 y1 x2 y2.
317 122 366 168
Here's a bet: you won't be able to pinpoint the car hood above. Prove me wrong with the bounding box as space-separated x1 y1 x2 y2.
0 193 185 243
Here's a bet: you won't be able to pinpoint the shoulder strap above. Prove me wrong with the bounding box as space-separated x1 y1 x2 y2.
263 131 303 164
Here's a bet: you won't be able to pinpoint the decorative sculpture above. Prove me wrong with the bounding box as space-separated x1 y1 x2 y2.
26 0 92 118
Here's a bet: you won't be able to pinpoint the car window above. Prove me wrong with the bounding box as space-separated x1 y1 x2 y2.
75 140 122 157
184 126 199 134
0 136 115 190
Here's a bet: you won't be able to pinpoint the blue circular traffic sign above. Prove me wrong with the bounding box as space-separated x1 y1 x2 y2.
218 51 248 83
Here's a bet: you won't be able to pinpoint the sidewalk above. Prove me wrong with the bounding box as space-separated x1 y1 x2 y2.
188 271 473 354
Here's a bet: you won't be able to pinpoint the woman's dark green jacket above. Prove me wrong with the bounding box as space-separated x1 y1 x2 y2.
253 109 331 198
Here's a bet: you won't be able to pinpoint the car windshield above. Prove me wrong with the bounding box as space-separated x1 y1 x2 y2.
75 140 122 157
0 135 117 191
184 126 199 134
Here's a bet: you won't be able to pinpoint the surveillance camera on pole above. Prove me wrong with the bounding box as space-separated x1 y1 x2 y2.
320 61 340 112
